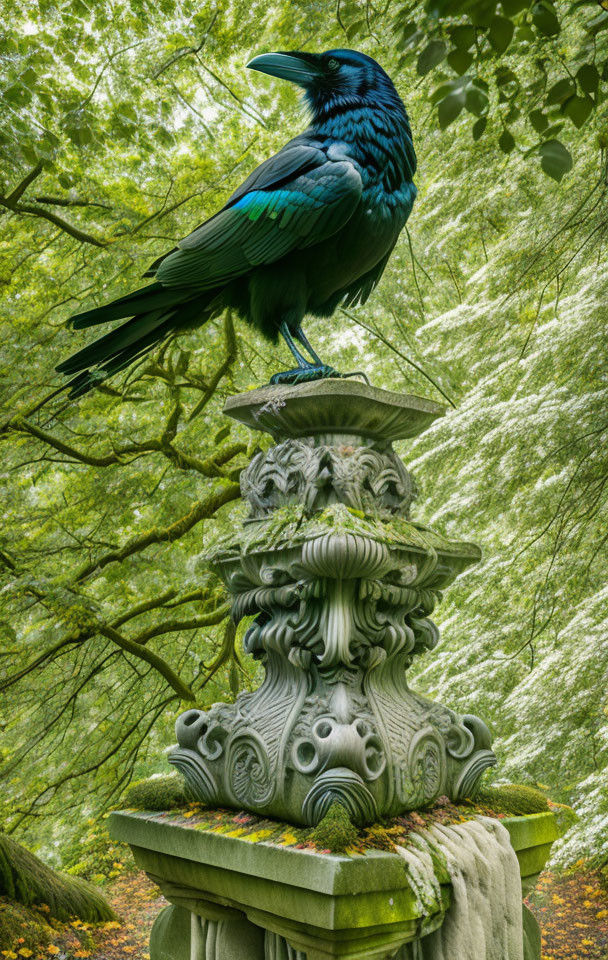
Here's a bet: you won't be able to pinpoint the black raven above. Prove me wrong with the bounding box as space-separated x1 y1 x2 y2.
56 49 417 397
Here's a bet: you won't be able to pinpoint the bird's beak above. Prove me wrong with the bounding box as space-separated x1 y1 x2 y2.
246 52 323 88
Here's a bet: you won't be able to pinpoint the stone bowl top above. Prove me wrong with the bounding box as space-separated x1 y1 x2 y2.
223 379 445 441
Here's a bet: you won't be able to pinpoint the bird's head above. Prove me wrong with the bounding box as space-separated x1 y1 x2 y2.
247 49 406 120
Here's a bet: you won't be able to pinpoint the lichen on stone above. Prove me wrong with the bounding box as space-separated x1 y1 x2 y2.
208 500 480 565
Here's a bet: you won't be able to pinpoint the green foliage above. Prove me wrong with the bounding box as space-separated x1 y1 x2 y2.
123 775 188 811
310 803 359 853
475 784 549 816
548 801 579 837
0 833 116 922
386 0 608 178
61 820 134 884
0 899 53 953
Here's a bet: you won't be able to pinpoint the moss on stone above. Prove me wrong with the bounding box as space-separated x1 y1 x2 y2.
124 775 188 811
309 803 359 853
0 834 115 923
210 501 479 566
112 786 558 858
474 784 549 816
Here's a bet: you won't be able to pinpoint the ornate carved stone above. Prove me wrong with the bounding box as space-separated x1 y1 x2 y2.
241 437 416 518
170 380 496 825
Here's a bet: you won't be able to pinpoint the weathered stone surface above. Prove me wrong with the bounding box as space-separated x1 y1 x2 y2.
110 809 448 959
522 903 542 960
109 810 556 960
502 813 560 880
170 380 496 825
149 903 190 960
222 379 445 441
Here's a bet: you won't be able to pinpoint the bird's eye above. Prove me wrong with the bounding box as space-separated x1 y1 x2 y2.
327 58 339 70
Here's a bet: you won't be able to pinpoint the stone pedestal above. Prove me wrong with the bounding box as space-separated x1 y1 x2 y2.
108 380 560 960
108 809 558 960
170 381 496 826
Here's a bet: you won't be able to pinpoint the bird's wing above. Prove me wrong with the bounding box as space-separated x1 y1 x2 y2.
154 147 362 289
143 139 327 277
223 138 325 206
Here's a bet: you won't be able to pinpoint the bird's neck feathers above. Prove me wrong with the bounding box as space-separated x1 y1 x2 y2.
306 75 406 123
305 76 416 181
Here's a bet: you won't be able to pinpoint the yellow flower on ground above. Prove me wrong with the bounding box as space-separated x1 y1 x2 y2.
46 948 60 956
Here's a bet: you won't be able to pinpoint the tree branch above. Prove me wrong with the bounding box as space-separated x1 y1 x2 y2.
151 11 219 79
10 417 246 477
130 605 230 645
32 195 112 209
98 625 194 699
0 200 107 247
73 481 240 582
189 312 237 421
4 162 44 205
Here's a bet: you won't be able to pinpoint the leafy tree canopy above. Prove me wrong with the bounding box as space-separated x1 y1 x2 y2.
0 0 606 873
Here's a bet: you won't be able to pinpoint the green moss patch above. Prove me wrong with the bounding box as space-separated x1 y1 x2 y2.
122 786 558 857
472 784 549 816
210 501 479 564
124 775 188 811
0 833 116 923
310 803 359 853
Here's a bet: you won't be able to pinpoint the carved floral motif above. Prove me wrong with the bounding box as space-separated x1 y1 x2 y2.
241 436 416 519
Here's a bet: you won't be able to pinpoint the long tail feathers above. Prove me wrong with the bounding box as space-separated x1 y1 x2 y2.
64 321 174 398
56 287 219 398
70 282 192 329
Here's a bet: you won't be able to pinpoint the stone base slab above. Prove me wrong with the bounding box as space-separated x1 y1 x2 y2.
109 810 557 960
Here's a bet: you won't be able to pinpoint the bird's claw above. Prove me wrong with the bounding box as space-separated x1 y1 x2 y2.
270 365 369 386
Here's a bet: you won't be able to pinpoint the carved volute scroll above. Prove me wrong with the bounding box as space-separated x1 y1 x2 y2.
170 380 496 825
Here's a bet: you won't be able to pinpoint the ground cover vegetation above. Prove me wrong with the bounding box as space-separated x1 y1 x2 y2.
1 0 607 913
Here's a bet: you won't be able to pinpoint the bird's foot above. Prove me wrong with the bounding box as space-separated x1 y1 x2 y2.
270 365 369 386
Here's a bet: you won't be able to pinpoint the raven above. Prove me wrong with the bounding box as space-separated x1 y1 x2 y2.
56 49 417 397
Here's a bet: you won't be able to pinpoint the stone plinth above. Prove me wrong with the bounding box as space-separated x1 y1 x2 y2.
169 380 496 826
108 809 559 960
